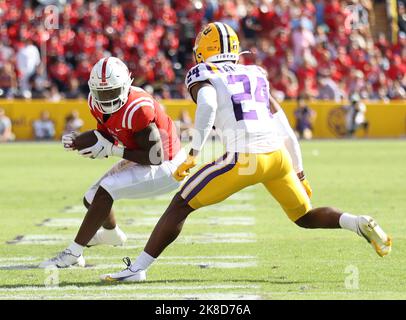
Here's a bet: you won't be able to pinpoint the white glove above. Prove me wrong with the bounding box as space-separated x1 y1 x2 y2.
62 132 77 151
78 131 113 159
78 143 107 159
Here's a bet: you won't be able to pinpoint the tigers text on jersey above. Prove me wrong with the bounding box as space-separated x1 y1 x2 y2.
88 86 180 160
185 62 284 153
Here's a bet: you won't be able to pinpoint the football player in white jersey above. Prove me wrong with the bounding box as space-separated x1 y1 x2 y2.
101 22 391 282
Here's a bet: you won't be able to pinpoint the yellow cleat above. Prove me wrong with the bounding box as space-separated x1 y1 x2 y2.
103 276 118 282
357 216 392 257
371 236 392 257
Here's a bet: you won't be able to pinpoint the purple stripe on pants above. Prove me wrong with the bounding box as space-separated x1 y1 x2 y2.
180 152 228 194
184 153 238 203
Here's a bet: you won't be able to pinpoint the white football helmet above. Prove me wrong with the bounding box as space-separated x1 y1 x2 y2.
88 57 133 114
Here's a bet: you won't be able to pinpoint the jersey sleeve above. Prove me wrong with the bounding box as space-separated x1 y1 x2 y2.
127 104 156 132
185 63 217 92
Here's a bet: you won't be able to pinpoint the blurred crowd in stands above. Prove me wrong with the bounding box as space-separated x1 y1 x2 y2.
0 0 405 101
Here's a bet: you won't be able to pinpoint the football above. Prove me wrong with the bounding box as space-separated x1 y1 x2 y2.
72 130 114 151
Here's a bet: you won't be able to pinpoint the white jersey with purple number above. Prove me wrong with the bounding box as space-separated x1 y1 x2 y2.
185 62 283 153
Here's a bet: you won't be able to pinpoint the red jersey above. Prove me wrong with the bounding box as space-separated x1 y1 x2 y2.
88 86 180 161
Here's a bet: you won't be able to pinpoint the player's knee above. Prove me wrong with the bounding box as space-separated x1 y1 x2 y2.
93 186 114 204
173 193 193 211
165 193 194 218
84 187 96 206
83 197 91 209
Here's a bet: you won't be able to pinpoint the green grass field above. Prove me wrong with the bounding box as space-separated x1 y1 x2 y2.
0 139 405 300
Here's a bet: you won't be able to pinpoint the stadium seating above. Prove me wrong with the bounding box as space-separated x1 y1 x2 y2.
0 0 405 101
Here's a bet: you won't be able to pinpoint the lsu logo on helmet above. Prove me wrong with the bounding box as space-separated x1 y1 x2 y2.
193 22 240 63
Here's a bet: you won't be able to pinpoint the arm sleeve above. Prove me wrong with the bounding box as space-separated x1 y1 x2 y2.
190 85 218 152
274 110 304 173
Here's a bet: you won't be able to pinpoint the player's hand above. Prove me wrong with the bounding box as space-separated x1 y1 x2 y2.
62 132 77 151
173 155 198 181
78 143 107 159
92 131 114 158
78 131 113 159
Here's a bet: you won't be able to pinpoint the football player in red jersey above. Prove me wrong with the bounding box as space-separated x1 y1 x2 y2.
40 57 186 268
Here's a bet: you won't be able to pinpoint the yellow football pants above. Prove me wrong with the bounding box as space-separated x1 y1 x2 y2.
179 149 312 221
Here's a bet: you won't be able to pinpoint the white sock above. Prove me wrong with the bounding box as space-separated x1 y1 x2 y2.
339 213 360 235
133 251 156 271
67 242 84 256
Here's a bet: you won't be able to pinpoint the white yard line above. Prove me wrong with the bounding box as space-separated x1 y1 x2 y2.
0 289 402 300
162 261 257 268
0 284 260 292
0 293 261 300
62 203 256 215
0 261 257 270
8 233 257 245
40 217 256 228
4 290 404 300
0 256 256 263
160 261 257 268
0 257 37 262
0 262 257 270
86 255 257 260
84 261 257 269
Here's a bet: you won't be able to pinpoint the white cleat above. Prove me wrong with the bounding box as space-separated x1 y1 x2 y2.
87 226 127 247
100 257 146 282
39 249 86 268
357 215 392 257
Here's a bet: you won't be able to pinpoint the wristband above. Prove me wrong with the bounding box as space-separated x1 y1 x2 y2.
111 145 125 157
